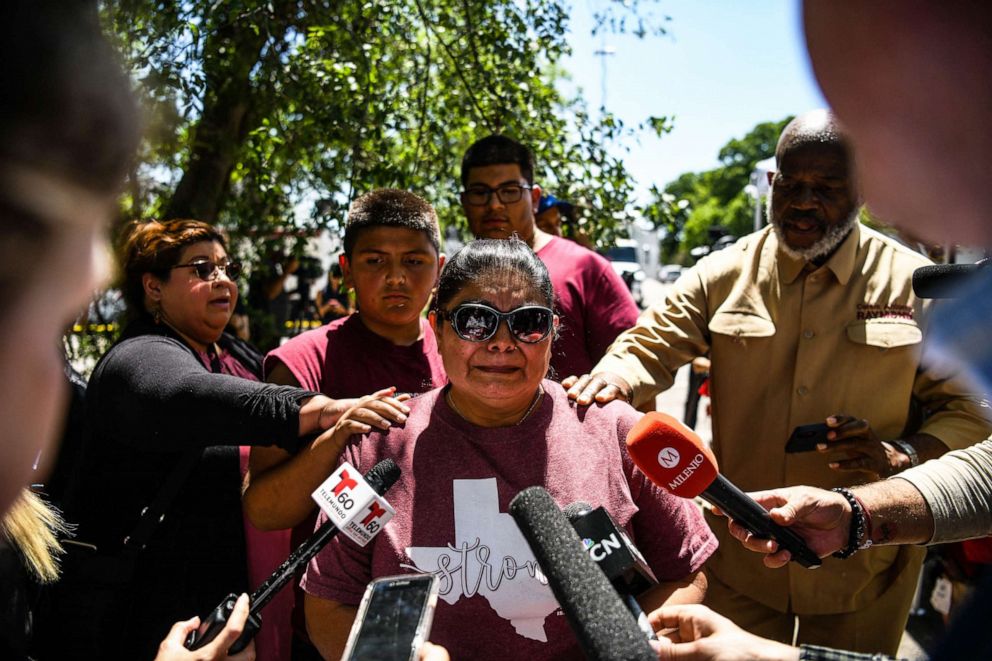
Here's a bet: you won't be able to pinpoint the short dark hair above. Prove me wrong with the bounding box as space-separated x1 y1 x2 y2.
434 238 553 313
342 189 440 257
120 219 228 315
460 135 535 187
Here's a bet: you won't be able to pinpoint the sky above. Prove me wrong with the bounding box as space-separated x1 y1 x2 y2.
559 0 826 201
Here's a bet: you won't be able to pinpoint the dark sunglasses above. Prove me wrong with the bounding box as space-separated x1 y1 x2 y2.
440 303 554 343
170 259 242 281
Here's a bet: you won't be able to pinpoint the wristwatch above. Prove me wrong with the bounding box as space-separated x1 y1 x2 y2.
891 439 920 467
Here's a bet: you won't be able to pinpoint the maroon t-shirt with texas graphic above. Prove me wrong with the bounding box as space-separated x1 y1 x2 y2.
302 382 716 660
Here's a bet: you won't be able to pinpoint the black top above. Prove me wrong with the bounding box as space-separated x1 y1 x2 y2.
0 539 39 661
59 316 314 659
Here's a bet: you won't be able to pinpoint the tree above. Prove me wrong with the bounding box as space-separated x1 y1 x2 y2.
102 0 668 252
63 1 672 360
642 116 793 262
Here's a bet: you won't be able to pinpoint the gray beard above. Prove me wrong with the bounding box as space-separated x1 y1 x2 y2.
767 192 860 261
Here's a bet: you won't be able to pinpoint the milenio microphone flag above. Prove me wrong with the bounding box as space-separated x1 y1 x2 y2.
626 412 821 568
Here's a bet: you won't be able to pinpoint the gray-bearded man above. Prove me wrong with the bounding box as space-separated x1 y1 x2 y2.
565 110 992 654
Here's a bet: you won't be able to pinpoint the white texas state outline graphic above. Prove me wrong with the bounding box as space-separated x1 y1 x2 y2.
404 478 558 642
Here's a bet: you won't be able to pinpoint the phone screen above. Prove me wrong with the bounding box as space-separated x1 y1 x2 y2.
348 577 434 660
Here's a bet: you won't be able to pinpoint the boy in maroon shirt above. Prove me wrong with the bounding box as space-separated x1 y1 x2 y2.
243 189 446 656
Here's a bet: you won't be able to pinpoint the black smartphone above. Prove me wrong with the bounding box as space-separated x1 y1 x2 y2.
342 574 439 661
184 593 260 653
785 423 831 453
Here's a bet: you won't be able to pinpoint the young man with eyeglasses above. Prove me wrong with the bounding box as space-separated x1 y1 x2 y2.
459 134 640 383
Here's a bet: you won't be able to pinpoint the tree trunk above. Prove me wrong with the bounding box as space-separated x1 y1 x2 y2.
164 16 275 222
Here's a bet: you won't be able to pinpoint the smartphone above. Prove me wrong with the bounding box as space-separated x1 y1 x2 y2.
342 574 439 661
785 423 831 453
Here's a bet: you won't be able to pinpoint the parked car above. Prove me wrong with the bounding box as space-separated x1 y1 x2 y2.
659 264 684 283
603 239 646 307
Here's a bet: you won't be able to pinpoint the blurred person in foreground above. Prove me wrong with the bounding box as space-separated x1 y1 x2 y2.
302 239 716 660
650 2 992 660
565 109 992 654
0 3 260 659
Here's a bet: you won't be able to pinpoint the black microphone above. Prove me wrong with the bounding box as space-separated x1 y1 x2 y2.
185 459 401 653
912 262 986 298
564 502 658 641
509 487 656 661
627 413 822 569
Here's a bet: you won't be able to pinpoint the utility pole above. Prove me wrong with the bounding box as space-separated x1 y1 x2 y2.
593 44 616 114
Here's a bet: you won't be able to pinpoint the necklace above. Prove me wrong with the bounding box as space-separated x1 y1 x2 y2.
445 386 545 427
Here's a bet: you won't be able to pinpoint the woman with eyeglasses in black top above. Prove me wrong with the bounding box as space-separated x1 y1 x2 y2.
50 219 353 660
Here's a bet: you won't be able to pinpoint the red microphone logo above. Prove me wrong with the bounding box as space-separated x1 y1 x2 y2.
331 469 358 496
361 500 387 526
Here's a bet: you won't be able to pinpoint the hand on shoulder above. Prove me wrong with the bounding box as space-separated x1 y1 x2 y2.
563 371 633 406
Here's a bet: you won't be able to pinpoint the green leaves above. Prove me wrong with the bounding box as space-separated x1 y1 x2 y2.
103 0 647 255
642 115 794 262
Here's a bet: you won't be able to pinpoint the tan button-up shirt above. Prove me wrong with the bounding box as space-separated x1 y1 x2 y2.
597 223 991 613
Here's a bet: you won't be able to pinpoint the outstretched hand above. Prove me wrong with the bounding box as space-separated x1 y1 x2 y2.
563 371 632 406
819 414 903 478
154 594 255 661
420 642 451 661
716 486 851 568
313 387 412 450
649 604 798 661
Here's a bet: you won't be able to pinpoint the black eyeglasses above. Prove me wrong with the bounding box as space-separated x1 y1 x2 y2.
170 259 242 281
440 303 554 343
461 184 533 206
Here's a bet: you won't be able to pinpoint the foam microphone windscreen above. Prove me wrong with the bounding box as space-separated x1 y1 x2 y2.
626 412 717 497
364 457 402 495
912 263 982 298
508 487 656 661
562 501 595 520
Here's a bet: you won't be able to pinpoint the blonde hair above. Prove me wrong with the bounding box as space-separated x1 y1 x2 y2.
1 489 71 583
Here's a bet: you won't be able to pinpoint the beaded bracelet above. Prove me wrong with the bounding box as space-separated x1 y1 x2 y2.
831 487 872 559
855 492 874 549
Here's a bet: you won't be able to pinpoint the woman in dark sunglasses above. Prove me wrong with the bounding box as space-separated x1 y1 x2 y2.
302 239 716 661
51 218 353 660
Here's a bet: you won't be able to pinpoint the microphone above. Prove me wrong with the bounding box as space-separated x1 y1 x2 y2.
912 262 986 298
564 502 658 641
509 486 656 661
185 458 401 653
626 413 822 569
